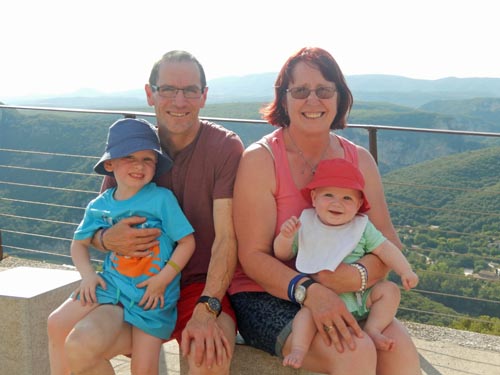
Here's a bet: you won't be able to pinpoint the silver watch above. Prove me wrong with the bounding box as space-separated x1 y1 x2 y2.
294 278 317 305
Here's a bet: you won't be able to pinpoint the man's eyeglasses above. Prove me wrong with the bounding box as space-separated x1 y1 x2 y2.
286 86 337 100
151 84 204 99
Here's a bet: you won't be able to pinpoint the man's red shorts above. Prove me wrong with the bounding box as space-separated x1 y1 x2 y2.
171 282 237 343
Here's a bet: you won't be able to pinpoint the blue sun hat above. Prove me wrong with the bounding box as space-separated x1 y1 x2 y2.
94 118 173 178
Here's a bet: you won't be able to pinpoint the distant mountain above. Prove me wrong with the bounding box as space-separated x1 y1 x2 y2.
348 75 500 107
419 97 500 125
18 95 148 109
349 100 499 133
5 74 500 109
208 74 500 107
208 72 276 103
347 75 500 94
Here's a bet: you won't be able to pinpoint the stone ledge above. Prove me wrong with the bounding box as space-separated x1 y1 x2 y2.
0 267 81 375
113 341 319 375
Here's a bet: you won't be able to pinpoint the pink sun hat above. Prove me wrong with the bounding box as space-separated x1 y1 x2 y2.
301 158 371 213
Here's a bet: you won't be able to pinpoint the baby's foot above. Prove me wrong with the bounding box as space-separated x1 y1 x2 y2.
283 348 306 369
366 329 395 351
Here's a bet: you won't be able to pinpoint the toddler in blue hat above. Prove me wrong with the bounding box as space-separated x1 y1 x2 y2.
58 118 195 374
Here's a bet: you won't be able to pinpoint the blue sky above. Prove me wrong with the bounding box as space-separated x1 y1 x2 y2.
2 0 499 100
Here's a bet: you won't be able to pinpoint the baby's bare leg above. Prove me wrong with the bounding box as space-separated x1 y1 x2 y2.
364 281 401 351
283 307 316 368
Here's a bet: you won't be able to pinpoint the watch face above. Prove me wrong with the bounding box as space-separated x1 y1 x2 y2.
207 297 222 313
198 296 222 316
294 285 306 304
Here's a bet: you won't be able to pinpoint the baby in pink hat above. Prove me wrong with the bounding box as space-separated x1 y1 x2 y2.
274 158 418 369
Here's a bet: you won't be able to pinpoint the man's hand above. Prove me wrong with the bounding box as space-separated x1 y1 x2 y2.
101 216 161 257
180 304 231 369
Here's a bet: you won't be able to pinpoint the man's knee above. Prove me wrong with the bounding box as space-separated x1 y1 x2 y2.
186 359 231 375
131 361 158 375
65 325 92 357
65 326 106 373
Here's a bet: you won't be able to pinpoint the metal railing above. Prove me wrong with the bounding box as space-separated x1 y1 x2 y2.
1 104 499 336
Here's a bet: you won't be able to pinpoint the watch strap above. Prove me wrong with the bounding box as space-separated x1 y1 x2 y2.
300 278 317 290
197 296 211 303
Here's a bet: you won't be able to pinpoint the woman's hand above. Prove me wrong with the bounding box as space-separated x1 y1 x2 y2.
304 283 364 352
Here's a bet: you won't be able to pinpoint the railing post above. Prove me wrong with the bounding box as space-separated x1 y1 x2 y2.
368 128 378 164
0 230 3 260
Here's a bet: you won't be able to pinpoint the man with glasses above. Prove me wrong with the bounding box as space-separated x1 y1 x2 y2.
52 50 244 375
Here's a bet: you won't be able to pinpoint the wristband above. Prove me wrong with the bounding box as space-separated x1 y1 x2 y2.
350 262 367 293
99 228 111 251
167 259 181 274
288 273 307 303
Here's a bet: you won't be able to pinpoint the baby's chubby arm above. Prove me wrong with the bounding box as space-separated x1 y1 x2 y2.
371 240 419 291
273 216 301 261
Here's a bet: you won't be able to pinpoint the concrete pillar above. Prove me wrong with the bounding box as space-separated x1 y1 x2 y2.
0 267 80 375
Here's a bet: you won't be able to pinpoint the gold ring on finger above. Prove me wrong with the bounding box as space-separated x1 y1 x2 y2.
323 324 334 332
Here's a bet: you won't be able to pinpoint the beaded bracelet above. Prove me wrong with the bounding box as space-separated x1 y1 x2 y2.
350 262 368 293
167 259 181 274
288 273 307 303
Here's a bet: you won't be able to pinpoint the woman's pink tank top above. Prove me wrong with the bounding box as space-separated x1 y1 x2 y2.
228 128 359 294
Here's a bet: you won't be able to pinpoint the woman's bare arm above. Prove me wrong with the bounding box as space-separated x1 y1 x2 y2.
234 144 362 350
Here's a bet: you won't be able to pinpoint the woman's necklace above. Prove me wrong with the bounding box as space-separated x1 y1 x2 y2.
287 129 331 175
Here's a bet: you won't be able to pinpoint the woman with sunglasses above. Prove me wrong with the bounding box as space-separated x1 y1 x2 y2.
228 47 421 374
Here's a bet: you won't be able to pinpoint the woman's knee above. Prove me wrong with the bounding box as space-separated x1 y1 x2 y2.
378 320 420 372
311 334 377 372
342 335 377 373
382 319 412 344
354 334 377 361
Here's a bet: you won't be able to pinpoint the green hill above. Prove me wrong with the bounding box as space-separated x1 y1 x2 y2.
383 147 500 324
384 146 500 241
420 97 500 126
1 105 499 331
